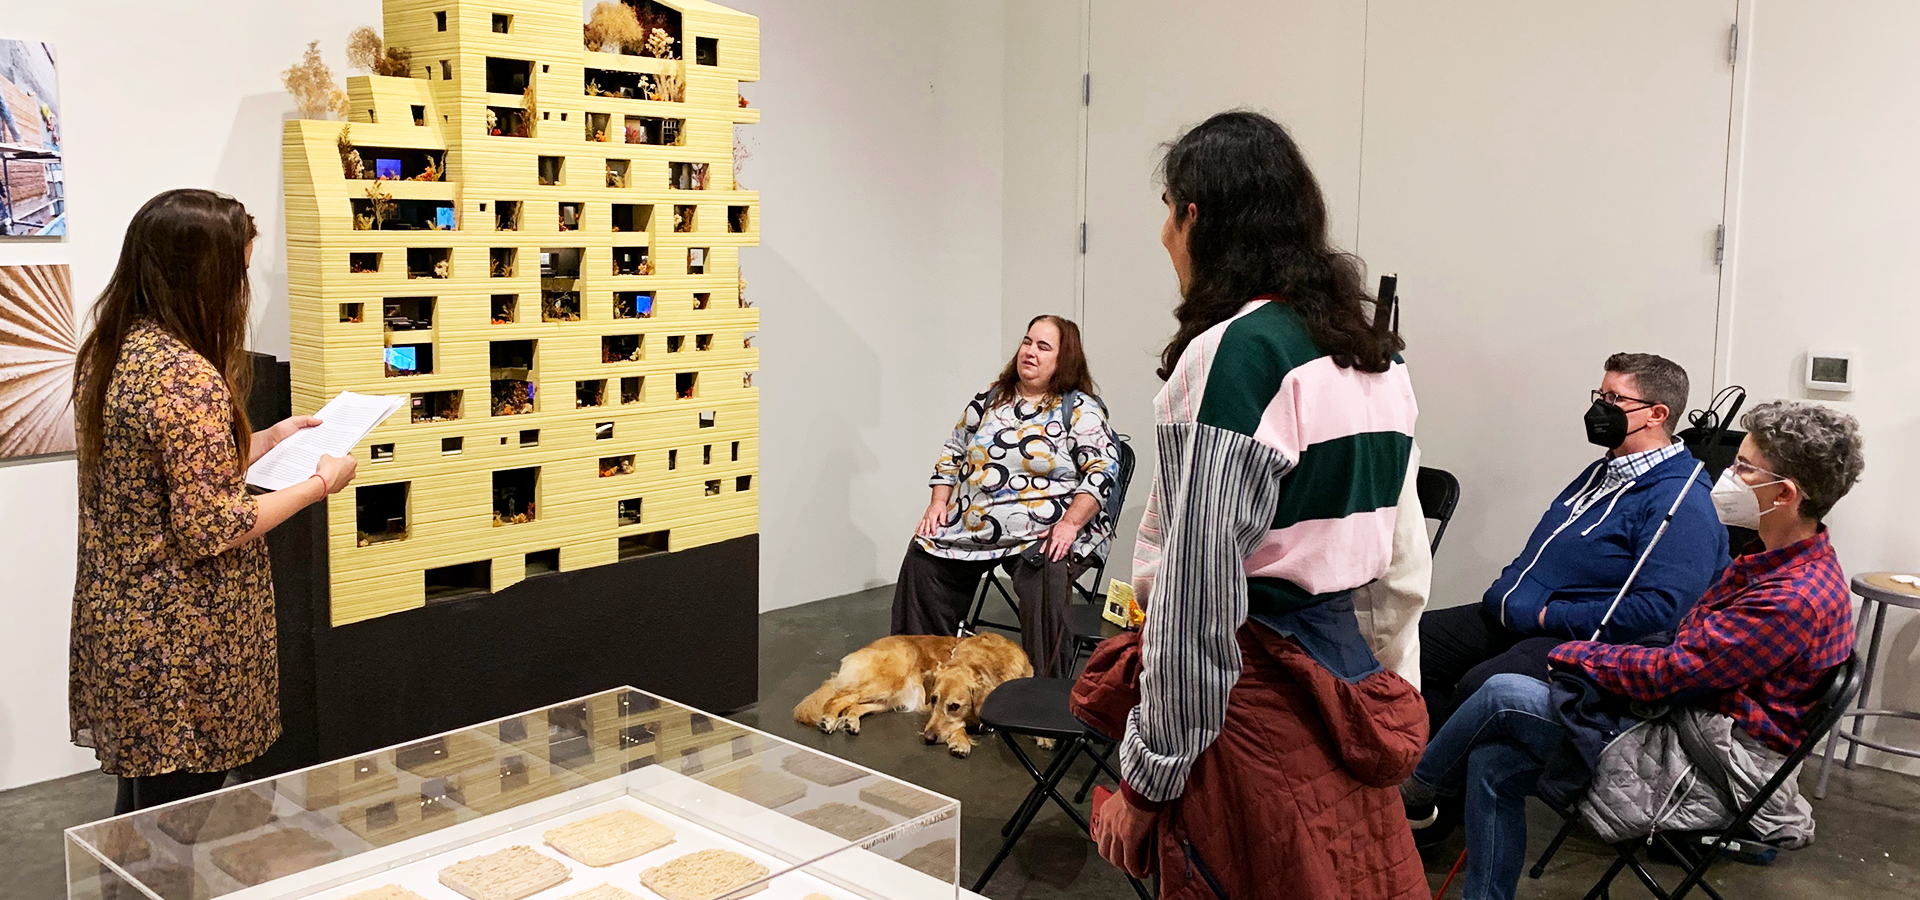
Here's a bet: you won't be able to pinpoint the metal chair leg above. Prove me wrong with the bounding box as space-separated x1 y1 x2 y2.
1530 814 1579 878
1846 601 1887 770
973 733 1086 893
1584 852 1634 900
959 574 989 636
1074 740 1118 803
999 735 1078 836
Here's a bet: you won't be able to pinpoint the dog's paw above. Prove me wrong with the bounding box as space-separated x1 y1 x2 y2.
1035 738 1057 751
815 716 836 734
841 717 862 735
947 739 972 759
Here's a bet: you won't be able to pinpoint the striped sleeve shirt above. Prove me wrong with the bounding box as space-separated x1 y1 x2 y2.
1122 298 1418 803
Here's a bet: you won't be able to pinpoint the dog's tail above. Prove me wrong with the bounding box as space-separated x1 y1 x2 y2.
792 677 840 726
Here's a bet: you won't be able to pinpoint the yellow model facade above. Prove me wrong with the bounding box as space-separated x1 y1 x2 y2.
284 0 760 626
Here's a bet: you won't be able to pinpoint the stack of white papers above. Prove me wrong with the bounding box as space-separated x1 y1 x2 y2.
246 391 405 491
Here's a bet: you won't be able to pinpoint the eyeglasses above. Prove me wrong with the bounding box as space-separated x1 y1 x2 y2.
1591 389 1656 410
1728 459 1787 483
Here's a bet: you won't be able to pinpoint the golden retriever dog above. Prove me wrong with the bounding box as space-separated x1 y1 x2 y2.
792 632 1033 757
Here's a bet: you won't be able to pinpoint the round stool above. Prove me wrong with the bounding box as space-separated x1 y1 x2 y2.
1815 572 1920 798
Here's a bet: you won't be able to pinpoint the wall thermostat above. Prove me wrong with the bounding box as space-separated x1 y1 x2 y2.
1806 351 1854 393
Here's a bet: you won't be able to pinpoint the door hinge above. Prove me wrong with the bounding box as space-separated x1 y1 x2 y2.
1082 73 1091 106
1728 23 1739 67
1714 224 1726 266
1078 222 1087 254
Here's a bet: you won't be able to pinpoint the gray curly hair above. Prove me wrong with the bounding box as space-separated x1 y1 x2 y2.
1742 401 1865 521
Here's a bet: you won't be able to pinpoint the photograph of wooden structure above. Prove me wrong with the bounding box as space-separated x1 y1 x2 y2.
0 39 65 237
283 0 761 626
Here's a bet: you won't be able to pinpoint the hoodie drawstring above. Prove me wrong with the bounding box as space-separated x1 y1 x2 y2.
1581 479 1636 537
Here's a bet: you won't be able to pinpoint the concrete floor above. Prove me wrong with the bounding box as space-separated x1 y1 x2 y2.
5 586 1916 900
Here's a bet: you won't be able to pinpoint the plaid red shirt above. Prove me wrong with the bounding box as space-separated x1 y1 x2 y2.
1549 528 1854 754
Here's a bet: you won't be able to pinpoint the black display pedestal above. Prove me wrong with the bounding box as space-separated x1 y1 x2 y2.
245 353 759 775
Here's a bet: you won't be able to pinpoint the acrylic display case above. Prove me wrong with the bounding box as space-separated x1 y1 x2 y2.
66 688 960 900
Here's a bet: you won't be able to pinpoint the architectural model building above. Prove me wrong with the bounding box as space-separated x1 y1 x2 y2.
283 0 760 625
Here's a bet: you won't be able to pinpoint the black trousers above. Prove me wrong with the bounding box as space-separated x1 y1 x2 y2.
1419 604 1563 733
889 541 1083 678
114 769 230 816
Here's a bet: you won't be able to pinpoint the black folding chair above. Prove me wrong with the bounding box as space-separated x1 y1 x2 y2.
1416 465 1461 554
971 676 1154 900
1525 655 1862 900
961 437 1137 640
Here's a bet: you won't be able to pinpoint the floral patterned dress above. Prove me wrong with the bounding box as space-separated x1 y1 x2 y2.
69 324 278 777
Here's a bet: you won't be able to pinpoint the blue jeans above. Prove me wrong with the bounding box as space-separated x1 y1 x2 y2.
1412 673 1572 900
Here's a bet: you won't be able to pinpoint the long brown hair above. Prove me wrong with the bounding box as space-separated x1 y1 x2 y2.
987 315 1098 409
1158 111 1402 379
73 189 259 485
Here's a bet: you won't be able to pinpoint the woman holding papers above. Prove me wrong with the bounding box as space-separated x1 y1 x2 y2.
67 189 357 814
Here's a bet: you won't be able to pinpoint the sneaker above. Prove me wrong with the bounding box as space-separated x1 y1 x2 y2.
1401 780 1439 830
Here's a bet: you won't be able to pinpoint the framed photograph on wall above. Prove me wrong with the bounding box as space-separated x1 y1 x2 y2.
0 39 64 237
0 264 76 459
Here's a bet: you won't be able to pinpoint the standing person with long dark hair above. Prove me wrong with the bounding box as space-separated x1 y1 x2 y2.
889 315 1120 680
1074 112 1428 898
69 189 357 814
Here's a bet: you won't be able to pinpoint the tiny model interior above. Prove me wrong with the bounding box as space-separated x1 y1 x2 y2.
284 0 762 625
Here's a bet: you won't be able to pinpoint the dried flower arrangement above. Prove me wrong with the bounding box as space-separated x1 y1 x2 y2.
365 182 395 230
415 154 444 182
337 125 363 179
644 27 674 59
542 292 582 322
733 131 751 190
585 1 645 54
347 25 413 77
491 380 536 417
651 68 685 103
345 27 383 73
517 84 537 137
283 41 349 119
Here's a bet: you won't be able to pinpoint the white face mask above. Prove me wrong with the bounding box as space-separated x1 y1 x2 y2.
1710 468 1785 528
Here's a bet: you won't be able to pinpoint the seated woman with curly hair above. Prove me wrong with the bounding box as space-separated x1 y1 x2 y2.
889 314 1119 678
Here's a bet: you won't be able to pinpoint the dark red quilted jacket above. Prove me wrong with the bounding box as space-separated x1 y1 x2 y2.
1071 626 1428 900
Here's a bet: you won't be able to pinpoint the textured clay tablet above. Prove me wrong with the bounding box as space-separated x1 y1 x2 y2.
639 849 771 900
210 829 343 885
341 888 431 900
778 754 863 787
544 809 676 867
793 803 889 841
438 845 571 900
726 769 808 809
898 839 958 880
556 885 645 900
156 788 276 844
857 781 946 818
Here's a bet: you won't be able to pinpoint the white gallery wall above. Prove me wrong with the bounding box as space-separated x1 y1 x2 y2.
1720 0 1920 771
0 0 1010 791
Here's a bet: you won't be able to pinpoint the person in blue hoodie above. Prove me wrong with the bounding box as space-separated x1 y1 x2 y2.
1418 353 1728 735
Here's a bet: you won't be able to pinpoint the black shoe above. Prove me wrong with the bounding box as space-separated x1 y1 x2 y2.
1411 795 1461 849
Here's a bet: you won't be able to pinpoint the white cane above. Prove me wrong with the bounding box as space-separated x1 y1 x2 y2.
1587 459 1708 642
